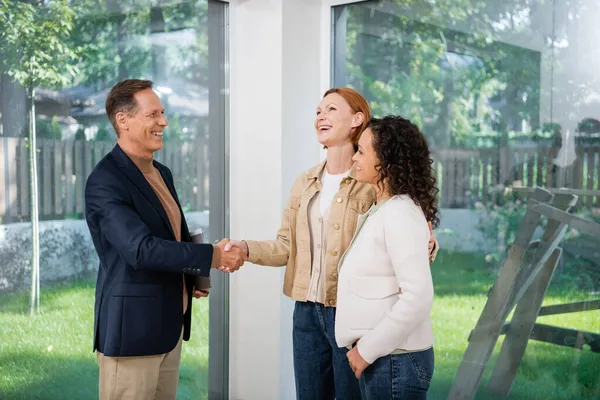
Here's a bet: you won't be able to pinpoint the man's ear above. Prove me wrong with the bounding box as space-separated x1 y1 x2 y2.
351 112 364 128
116 112 128 133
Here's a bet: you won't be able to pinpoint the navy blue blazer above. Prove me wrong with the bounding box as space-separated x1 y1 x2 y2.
85 144 213 357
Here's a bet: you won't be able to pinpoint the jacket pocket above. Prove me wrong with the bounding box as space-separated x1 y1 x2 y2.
348 198 371 215
289 196 301 210
288 196 301 229
286 196 301 276
348 276 399 330
346 198 372 235
287 196 301 246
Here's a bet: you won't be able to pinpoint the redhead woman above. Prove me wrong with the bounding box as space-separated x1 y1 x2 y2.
224 90 439 399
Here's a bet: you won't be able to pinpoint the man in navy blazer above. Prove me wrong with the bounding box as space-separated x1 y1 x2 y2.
85 79 245 400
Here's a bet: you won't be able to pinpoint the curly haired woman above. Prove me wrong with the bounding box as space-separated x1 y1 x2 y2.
335 115 439 399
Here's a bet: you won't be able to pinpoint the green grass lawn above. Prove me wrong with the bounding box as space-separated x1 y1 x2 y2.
0 251 599 399
0 280 210 400
429 251 600 400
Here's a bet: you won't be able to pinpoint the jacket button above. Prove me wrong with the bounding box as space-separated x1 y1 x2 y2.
333 224 340 230
330 250 338 256
336 197 343 203
328 299 335 306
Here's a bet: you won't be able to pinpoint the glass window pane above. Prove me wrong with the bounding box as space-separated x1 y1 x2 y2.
0 1 228 399
333 1 600 399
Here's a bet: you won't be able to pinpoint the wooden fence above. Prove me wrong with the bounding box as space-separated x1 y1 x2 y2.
2 140 600 221
434 147 600 208
0 137 209 222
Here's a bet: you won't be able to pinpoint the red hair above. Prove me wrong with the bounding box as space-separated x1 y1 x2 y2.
323 87 371 148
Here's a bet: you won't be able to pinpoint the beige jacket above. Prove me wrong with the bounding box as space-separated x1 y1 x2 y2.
245 161 438 307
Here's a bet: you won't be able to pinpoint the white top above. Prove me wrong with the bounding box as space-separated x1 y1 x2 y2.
306 191 330 303
320 169 349 216
335 195 434 364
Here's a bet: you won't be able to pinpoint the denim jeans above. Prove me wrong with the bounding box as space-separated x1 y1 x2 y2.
359 347 434 400
292 301 362 400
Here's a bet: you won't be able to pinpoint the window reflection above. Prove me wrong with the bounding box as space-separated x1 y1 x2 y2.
0 1 226 399
334 1 600 398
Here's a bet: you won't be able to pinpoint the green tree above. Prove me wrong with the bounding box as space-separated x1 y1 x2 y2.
342 0 543 149
0 0 79 314
69 0 208 89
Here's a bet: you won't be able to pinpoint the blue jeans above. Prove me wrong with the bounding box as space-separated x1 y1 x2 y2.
292 301 361 400
359 348 434 400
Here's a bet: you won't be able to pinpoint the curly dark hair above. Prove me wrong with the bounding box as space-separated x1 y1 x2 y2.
368 115 440 228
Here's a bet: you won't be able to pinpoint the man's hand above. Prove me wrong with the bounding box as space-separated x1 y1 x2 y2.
192 288 209 298
213 239 246 272
347 345 370 379
219 240 249 273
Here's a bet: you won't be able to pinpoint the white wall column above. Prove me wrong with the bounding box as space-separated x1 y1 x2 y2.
228 0 325 399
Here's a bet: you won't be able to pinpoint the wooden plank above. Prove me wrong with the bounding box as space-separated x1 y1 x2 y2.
435 148 479 158
546 148 554 189
103 142 113 164
0 139 5 216
84 141 93 181
498 147 511 187
447 188 553 400
94 142 104 169
451 154 459 206
526 151 534 188
572 149 584 209
488 248 562 396
471 157 479 202
529 323 600 352
512 195 577 304
574 149 585 189
528 200 600 237
195 136 204 210
587 148 595 207
42 139 52 216
442 156 450 207
513 187 600 196
74 140 84 214
538 300 600 316
516 149 525 185
491 150 500 188
536 149 545 187
19 139 29 217
54 139 63 215
436 160 442 206
514 148 525 185
64 141 74 215
456 158 465 207
179 142 189 208
481 151 491 203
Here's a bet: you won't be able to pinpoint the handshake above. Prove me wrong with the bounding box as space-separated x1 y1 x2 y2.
213 239 248 273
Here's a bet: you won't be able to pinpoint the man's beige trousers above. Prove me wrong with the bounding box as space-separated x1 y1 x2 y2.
96 332 183 400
